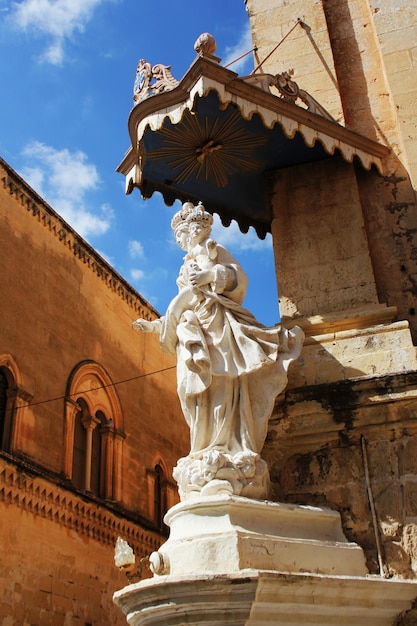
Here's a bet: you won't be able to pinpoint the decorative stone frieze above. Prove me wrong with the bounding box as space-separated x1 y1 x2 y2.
0 455 161 557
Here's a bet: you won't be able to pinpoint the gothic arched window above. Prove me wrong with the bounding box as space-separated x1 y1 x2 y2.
146 460 171 533
64 362 124 501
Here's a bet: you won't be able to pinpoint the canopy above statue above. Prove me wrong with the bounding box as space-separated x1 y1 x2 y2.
118 41 390 238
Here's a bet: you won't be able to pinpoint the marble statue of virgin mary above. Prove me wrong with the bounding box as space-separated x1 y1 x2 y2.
134 201 304 500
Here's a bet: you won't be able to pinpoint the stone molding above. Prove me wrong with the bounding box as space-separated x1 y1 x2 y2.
281 304 398 337
114 569 417 626
0 455 162 558
270 371 417 451
0 158 157 321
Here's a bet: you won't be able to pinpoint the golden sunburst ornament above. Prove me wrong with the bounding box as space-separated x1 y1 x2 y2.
147 107 267 188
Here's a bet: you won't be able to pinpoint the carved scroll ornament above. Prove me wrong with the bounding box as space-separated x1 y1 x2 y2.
242 70 335 122
133 59 179 105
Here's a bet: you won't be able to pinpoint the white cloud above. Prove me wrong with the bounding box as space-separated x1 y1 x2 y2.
21 141 113 239
212 215 272 253
128 240 144 259
21 165 45 195
130 268 145 282
41 40 65 65
10 0 110 64
223 23 254 75
128 266 171 310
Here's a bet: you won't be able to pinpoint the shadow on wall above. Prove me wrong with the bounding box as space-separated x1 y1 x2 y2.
322 0 417 342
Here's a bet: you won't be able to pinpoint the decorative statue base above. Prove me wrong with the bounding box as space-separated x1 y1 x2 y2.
173 451 270 500
114 494 417 626
147 495 368 578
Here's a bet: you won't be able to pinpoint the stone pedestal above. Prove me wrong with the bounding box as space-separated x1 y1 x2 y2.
113 496 417 625
150 495 367 577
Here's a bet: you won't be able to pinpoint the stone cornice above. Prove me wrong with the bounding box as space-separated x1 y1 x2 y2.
0 454 163 558
270 370 417 450
0 157 158 322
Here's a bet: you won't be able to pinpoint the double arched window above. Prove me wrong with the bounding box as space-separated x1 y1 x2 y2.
64 361 124 501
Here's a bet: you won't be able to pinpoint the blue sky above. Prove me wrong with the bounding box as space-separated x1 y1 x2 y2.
0 0 280 325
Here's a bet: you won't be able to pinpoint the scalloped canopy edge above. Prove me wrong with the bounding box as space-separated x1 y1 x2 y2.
118 56 390 237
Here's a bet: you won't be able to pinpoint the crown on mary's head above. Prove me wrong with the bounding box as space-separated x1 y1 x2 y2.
171 201 213 230
186 201 213 226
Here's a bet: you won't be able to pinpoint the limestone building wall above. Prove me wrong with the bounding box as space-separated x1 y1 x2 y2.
246 0 417 340
0 158 189 625
246 0 417 603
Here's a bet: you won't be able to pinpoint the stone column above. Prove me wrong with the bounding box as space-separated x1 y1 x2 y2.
81 414 100 492
63 398 80 478
100 422 114 499
7 385 33 454
113 430 125 502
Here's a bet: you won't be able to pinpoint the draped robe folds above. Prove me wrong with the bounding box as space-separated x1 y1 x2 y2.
159 243 304 499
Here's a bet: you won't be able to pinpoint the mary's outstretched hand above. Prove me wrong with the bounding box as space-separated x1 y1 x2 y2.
132 318 162 334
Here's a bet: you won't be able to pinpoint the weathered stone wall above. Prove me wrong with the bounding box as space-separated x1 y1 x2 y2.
271 157 379 319
266 371 417 579
322 0 417 342
248 7 417 618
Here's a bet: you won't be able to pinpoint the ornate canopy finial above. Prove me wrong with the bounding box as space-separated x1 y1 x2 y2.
194 33 218 60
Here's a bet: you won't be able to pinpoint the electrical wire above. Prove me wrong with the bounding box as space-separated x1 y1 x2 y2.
361 435 390 578
16 365 177 410
223 46 257 69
